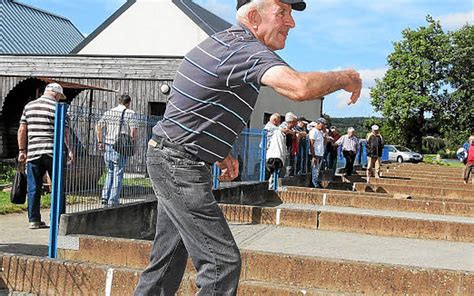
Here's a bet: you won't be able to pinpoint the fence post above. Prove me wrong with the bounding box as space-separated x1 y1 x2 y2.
259 130 267 182
49 102 68 259
212 163 220 189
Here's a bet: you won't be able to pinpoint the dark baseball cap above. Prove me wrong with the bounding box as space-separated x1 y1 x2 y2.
237 0 306 11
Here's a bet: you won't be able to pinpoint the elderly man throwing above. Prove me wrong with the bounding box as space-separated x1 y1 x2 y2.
135 1 362 295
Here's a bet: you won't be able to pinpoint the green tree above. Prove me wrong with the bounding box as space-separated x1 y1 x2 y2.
438 24 474 148
371 16 451 152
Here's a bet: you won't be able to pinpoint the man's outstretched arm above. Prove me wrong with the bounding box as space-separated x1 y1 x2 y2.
261 66 362 105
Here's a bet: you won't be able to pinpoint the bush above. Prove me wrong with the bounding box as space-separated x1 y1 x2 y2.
422 137 446 154
0 162 16 184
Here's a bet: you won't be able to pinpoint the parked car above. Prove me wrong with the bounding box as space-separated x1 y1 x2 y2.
386 145 423 163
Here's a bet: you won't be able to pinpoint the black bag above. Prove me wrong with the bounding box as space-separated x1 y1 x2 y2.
10 163 27 204
113 133 135 157
112 109 135 157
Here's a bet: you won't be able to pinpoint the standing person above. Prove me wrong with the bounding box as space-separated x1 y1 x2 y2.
309 118 327 188
463 135 474 184
266 128 287 189
96 94 138 206
17 83 73 229
295 118 308 174
134 0 362 294
366 124 384 183
263 112 281 148
279 112 298 176
327 126 341 170
335 127 359 176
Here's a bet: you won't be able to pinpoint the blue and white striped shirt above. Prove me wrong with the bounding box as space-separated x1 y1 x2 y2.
152 24 288 163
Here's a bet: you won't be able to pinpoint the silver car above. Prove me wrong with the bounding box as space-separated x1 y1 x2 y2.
386 145 423 163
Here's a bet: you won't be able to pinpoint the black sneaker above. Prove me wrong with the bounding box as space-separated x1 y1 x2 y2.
101 199 108 205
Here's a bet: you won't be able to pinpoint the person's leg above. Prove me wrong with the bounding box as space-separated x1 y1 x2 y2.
347 151 355 176
366 157 373 183
136 146 241 296
42 155 66 215
109 153 126 205
26 157 46 223
101 146 115 203
312 156 322 187
342 151 350 175
375 157 381 178
134 194 188 295
464 163 474 183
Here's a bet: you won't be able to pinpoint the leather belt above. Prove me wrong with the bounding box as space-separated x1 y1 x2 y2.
148 136 202 163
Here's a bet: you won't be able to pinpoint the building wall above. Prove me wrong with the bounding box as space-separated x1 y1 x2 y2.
78 0 209 56
250 87 322 129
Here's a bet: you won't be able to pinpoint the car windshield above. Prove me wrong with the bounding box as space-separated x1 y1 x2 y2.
395 146 412 152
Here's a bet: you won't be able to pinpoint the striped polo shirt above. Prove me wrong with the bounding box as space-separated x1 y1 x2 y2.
20 95 66 162
153 24 288 164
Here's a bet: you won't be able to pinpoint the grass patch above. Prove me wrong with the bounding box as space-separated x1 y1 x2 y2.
423 155 465 168
0 191 51 215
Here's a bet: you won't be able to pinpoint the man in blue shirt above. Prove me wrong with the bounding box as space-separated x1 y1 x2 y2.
135 1 362 295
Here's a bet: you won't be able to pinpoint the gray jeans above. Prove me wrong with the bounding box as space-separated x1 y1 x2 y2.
134 144 241 296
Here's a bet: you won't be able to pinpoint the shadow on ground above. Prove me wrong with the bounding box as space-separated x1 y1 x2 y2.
0 243 48 257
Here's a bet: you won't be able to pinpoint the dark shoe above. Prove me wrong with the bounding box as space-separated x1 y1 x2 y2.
101 199 108 205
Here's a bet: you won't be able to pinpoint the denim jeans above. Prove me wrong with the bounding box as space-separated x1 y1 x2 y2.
311 155 323 187
134 144 241 296
26 155 64 222
101 145 127 205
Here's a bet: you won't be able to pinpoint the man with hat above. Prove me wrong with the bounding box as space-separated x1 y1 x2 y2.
309 117 327 187
366 124 384 182
17 83 73 229
135 0 362 294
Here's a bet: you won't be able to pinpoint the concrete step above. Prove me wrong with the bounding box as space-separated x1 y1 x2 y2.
361 177 474 190
379 173 466 184
52 225 474 295
354 182 473 202
0 252 366 296
218 203 473 242
279 187 473 217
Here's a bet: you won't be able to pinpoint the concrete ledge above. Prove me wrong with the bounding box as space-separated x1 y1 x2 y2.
279 188 474 217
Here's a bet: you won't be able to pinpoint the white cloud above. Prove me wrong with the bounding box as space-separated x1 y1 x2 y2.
438 10 473 31
358 68 387 87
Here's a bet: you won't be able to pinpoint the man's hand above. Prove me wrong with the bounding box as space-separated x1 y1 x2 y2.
18 151 27 163
342 69 362 105
98 143 105 151
216 155 239 182
67 151 74 165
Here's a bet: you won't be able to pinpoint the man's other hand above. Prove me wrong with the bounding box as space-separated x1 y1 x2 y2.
217 155 239 182
342 69 362 105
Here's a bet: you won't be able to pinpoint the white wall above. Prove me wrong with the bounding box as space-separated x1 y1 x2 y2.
250 87 322 129
78 0 209 56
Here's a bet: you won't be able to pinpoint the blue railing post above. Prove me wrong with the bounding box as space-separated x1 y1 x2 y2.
259 130 267 182
272 170 279 191
49 102 68 259
212 163 221 189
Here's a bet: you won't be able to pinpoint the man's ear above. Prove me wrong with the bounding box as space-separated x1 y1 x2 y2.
248 8 262 29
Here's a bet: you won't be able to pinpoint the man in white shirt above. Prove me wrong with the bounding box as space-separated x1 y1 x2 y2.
335 127 359 176
96 94 138 206
309 118 327 188
263 113 281 149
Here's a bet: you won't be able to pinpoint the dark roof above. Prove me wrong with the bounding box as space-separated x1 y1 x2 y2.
71 0 232 54
0 0 84 54
172 0 232 35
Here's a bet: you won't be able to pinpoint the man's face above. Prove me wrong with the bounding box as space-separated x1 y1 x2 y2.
288 120 297 129
255 0 296 50
316 122 325 130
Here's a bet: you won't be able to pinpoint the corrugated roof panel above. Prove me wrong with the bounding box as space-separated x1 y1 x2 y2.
0 0 84 54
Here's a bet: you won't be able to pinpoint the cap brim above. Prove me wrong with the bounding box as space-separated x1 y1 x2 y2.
291 2 306 11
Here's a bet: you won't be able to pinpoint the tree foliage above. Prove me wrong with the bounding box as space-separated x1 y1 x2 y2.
371 16 473 151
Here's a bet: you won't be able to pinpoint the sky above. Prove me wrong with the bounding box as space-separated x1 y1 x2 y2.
20 0 473 118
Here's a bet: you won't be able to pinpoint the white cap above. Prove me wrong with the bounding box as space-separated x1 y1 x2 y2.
348 127 355 132
44 83 65 99
285 112 297 122
371 124 379 131
307 121 317 130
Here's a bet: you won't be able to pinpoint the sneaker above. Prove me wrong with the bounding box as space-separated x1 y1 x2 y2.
101 199 108 205
29 221 46 229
